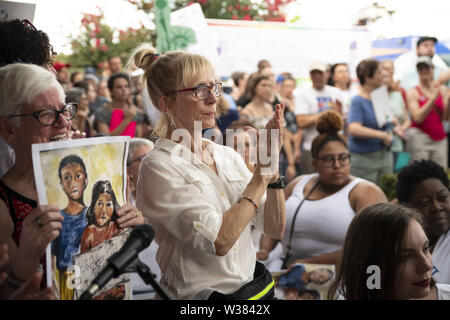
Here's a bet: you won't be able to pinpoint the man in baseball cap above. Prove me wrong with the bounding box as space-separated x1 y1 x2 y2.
397 35 448 90
295 59 342 173
416 36 438 59
416 56 434 69
53 61 71 90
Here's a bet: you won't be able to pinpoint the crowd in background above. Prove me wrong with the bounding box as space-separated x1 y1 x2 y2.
0 18 449 301
45 35 450 187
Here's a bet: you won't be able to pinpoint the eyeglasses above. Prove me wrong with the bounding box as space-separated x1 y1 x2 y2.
8 103 78 126
166 82 222 100
127 154 147 166
317 153 351 168
22 19 37 31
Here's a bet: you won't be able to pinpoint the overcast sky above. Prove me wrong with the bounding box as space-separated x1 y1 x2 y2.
6 0 450 54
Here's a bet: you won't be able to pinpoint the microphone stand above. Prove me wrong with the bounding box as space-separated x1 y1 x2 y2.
132 259 172 300
80 258 172 300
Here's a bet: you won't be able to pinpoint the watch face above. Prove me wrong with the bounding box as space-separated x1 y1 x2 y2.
269 176 286 188
280 176 286 188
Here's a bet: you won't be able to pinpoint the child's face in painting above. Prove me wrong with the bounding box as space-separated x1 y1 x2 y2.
94 193 114 226
61 163 87 201
308 269 331 285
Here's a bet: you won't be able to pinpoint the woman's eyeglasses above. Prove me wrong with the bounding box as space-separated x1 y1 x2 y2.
8 103 78 126
318 153 351 168
166 82 222 100
127 154 147 166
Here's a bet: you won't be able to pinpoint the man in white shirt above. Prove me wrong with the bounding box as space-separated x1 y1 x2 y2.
295 60 343 173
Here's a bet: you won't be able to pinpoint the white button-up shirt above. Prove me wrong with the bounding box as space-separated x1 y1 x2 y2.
136 138 266 299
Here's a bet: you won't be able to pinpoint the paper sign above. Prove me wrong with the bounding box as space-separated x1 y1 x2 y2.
370 85 393 128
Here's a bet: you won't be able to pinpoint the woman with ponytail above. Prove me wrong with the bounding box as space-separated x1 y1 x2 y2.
257 110 387 269
130 44 286 300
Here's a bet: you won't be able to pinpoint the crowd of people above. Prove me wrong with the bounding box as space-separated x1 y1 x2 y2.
0 18 449 301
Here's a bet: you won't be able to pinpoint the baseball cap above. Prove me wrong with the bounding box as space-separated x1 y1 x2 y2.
53 61 70 71
416 36 437 48
85 66 96 75
84 73 99 85
308 60 327 73
416 56 433 68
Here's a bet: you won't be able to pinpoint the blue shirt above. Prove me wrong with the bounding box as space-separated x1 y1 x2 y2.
223 93 237 110
51 207 88 271
348 95 386 154
216 109 240 133
278 264 306 290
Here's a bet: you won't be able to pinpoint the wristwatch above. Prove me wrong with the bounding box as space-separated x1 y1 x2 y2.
267 176 286 189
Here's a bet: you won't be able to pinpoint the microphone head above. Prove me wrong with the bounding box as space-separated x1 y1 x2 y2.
129 224 154 250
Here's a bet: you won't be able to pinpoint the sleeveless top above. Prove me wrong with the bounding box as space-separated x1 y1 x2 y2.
411 86 446 141
281 174 363 260
244 115 271 130
0 180 46 288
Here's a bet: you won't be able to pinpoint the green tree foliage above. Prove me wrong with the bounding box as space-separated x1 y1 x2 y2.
380 170 450 201
129 0 293 21
67 1 294 69
67 7 155 70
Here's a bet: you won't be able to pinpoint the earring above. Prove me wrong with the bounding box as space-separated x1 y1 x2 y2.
168 114 176 128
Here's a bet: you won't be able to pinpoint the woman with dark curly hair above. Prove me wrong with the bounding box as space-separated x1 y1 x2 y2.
0 19 55 70
0 19 57 178
396 159 450 284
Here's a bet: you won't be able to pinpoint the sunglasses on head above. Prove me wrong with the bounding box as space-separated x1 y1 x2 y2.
22 19 37 31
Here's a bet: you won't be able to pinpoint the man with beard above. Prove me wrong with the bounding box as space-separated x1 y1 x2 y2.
51 155 89 300
396 159 450 284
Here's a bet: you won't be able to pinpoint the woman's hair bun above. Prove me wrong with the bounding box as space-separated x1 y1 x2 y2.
316 110 343 135
130 44 158 69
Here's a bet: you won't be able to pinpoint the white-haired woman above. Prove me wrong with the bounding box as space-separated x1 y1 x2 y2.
127 138 162 296
0 63 71 297
127 137 154 205
131 45 286 300
0 63 144 299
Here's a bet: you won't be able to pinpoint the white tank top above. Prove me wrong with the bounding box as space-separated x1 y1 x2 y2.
282 173 363 260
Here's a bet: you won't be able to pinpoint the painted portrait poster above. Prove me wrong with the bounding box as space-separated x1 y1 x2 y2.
32 136 131 300
272 263 335 300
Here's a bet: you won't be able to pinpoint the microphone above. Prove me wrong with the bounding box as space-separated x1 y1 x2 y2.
79 224 154 300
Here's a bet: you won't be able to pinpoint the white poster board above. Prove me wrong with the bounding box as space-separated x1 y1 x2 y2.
0 1 35 22
206 20 371 80
171 5 371 80
370 85 393 128
170 3 220 68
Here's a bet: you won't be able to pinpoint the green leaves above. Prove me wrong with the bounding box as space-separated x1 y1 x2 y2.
67 8 155 70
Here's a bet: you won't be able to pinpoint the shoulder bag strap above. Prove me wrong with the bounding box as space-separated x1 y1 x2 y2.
282 178 320 268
